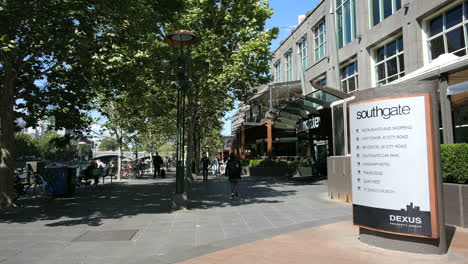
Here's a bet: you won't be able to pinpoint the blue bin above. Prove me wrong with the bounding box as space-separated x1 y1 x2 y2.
44 165 68 196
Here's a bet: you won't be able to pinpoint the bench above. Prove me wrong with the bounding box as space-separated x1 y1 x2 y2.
101 167 117 184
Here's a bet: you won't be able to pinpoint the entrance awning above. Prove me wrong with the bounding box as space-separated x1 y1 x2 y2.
278 88 343 119
276 86 345 131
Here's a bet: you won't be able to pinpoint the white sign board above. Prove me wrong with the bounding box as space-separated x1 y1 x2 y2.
350 94 438 237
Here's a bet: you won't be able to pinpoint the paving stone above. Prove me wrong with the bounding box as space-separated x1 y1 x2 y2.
0 174 351 264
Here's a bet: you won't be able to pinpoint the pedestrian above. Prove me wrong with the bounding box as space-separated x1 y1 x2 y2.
226 153 242 198
212 156 219 176
96 159 106 168
153 152 163 178
200 153 211 182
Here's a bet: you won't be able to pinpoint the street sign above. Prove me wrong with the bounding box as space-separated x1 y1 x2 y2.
349 94 439 238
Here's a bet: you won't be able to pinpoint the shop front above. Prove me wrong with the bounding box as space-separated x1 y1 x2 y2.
232 85 348 175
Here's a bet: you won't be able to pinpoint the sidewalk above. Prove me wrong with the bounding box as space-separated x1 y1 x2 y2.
178 221 468 264
0 172 350 264
1 172 465 264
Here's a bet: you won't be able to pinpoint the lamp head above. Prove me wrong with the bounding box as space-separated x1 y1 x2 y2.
163 30 200 47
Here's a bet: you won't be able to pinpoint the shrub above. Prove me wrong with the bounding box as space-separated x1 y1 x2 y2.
242 159 312 168
441 144 468 184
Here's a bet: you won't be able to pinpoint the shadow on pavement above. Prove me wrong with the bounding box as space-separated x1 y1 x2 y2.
188 176 325 210
0 175 174 226
0 175 321 226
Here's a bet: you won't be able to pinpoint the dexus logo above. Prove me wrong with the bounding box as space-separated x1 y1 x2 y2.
356 105 411 120
389 215 422 224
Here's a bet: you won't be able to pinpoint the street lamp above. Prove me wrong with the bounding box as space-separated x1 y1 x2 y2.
163 30 199 194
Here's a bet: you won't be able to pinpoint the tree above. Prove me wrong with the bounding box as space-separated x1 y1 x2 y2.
166 0 278 187
77 144 93 161
14 132 37 160
33 132 72 161
99 138 119 151
0 0 183 207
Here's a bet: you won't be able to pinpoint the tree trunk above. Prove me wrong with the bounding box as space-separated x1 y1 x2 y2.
149 152 154 174
184 101 196 196
117 143 123 181
194 124 201 175
0 64 18 208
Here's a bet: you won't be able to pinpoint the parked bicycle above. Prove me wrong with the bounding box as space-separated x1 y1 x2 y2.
123 164 137 180
13 168 55 201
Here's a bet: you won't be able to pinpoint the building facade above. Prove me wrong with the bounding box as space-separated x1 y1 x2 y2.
231 0 467 167
271 0 468 93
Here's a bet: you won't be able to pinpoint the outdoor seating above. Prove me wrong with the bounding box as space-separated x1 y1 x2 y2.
76 168 102 190
101 167 117 184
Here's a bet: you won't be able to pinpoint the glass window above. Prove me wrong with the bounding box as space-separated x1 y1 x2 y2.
427 2 468 60
446 27 465 53
340 61 358 93
332 103 345 156
314 21 326 61
371 0 402 26
374 36 405 86
383 0 393 19
430 15 443 37
274 63 281 83
319 78 327 86
446 5 463 29
298 37 308 70
313 75 327 87
336 0 356 48
372 0 380 26
286 51 293 82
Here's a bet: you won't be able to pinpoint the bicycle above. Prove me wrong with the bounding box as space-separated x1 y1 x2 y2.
123 165 137 180
13 169 55 201
13 169 32 201
32 172 55 200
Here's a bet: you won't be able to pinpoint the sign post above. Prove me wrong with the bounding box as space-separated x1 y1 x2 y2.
349 94 439 238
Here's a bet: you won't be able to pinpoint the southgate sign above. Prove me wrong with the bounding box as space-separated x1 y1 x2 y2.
296 116 321 134
349 94 439 238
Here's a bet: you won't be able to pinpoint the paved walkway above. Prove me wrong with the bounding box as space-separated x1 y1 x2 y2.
178 221 468 264
2 172 466 264
0 172 351 264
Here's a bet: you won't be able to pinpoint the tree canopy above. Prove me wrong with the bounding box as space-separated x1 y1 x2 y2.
1 0 278 207
0 0 183 207
99 138 119 151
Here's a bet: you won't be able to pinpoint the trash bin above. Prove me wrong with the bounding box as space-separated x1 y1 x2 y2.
44 164 72 196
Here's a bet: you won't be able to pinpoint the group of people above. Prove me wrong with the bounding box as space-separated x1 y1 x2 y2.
80 158 116 185
79 152 242 198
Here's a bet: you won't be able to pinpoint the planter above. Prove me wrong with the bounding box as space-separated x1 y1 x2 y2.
443 183 468 228
247 167 296 177
297 167 313 177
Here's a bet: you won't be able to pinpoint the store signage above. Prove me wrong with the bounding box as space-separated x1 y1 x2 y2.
349 94 438 238
296 116 321 134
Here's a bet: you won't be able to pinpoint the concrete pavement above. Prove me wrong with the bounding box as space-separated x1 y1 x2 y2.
0 171 351 264
2 172 466 264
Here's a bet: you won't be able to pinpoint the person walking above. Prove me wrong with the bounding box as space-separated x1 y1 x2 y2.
153 152 163 178
200 153 211 182
226 153 242 198
212 156 219 176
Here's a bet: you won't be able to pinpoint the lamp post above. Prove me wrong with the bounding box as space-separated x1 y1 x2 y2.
164 30 199 194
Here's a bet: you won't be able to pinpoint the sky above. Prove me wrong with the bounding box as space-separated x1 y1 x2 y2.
221 0 321 136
